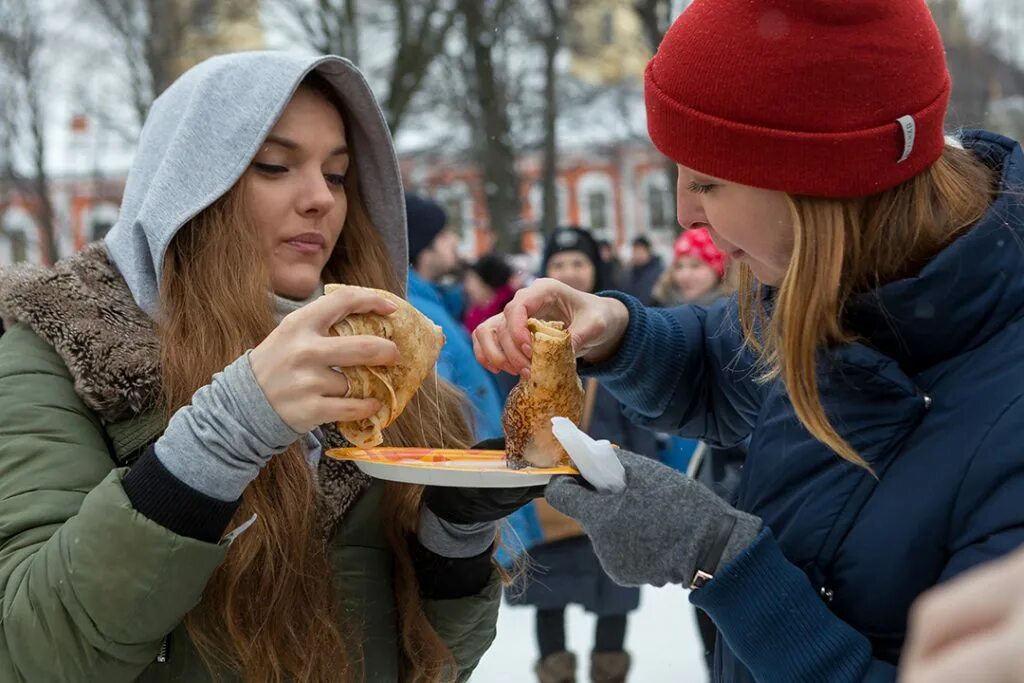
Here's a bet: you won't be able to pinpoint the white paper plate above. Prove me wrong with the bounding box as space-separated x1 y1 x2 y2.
326 447 577 488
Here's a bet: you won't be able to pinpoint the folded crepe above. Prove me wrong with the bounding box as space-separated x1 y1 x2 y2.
324 283 445 448
503 319 585 469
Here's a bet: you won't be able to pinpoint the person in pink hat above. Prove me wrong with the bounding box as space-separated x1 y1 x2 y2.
654 227 730 307
472 0 1024 681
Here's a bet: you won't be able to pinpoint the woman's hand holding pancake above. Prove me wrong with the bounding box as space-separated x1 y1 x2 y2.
249 287 400 433
471 278 630 376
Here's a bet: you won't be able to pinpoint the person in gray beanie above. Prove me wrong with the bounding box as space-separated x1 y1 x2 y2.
0 52 511 682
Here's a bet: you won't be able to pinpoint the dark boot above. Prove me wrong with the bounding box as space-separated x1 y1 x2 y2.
535 651 577 683
590 651 631 683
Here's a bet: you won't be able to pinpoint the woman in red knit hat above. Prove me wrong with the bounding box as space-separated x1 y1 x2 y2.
473 1 1024 681
653 227 730 307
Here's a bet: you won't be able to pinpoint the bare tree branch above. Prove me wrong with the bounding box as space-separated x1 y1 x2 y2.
270 0 358 59
272 0 458 136
517 0 568 237
81 0 230 124
384 0 459 133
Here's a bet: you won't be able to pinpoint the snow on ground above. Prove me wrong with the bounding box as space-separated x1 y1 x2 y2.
472 585 708 682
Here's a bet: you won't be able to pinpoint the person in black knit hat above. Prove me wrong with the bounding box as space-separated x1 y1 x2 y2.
406 192 461 289
504 225 660 683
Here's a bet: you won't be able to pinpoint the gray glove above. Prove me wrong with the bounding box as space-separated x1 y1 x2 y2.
545 448 762 588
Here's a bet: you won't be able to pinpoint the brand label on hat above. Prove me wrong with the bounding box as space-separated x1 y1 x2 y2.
897 115 916 164
556 231 581 247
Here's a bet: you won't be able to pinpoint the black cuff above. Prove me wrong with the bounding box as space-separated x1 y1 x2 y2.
123 445 242 543
409 536 494 600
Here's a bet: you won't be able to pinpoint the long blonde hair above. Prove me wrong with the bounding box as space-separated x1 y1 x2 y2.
738 143 996 468
160 89 473 682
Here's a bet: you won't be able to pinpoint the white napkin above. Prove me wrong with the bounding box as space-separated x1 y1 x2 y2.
550 417 626 493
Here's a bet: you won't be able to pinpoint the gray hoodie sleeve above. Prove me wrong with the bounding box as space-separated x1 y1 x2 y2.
153 351 302 502
122 351 301 542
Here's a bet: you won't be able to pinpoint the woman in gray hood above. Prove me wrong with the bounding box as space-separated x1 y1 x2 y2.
0 52 510 682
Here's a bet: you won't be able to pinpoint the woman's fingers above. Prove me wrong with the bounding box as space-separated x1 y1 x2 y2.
496 319 532 375
473 318 514 374
249 287 404 434
471 331 497 374
313 335 399 369
317 396 383 423
901 627 1018 683
317 366 353 398
292 285 397 331
905 552 1024 664
503 294 536 355
472 279 583 375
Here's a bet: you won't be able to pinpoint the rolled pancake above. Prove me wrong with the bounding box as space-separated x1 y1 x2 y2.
324 283 445 447
503 319 585 468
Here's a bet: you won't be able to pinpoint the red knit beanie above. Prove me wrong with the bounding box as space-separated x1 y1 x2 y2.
645 0 951 198
674 228 727 278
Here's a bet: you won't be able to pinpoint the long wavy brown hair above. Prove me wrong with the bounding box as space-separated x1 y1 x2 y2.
159 80 475 682
738 143 996 468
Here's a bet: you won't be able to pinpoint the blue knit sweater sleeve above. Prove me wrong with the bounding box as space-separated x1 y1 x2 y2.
692 530 897 682
581 292 762 447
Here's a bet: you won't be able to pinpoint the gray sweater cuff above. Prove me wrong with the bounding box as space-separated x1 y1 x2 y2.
154 352 303 501
417 508 497 558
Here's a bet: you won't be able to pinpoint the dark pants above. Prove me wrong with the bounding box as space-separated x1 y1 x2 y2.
536 608 628 658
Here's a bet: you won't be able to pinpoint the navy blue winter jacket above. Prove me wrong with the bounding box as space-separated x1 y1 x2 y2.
586 131 1024 682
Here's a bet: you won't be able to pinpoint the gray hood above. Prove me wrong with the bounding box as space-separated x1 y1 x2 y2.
104 51 407 317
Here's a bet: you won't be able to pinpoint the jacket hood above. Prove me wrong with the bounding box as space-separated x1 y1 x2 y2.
845 130 1024 374
103 51 407 317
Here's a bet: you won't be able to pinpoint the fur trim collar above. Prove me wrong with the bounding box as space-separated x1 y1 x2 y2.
0 243 370 522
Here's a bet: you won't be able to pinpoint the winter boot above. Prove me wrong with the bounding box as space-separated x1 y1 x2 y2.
534 650 577 683
590 651 631 683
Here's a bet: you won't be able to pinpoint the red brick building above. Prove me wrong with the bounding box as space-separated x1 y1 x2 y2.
1 177 123 266
401 140 678 264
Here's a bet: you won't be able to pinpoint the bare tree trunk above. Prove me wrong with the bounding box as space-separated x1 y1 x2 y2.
145 1 186 99
26 76 58 264
630 0 679 216
632 0 667 52
539 0 562 238
345 0 360 62
458 0 522 253
0 80 19 205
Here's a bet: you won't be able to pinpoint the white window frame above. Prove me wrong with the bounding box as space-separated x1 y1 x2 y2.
0 207 41 265
641 169 675 233
432 182 475 258
575 171 616 242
